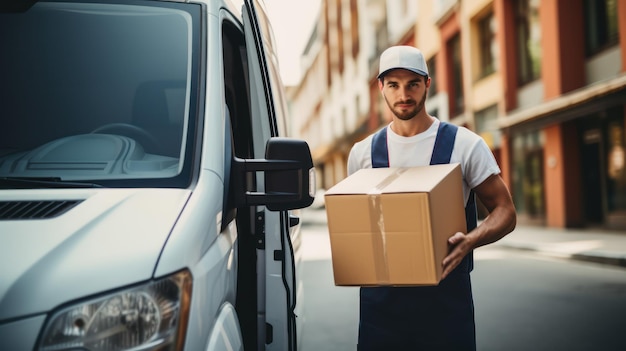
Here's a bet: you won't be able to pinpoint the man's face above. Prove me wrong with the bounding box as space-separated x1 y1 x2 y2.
380 69 430 121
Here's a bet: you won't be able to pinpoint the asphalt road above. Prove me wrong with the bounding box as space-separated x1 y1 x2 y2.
298 221 626 351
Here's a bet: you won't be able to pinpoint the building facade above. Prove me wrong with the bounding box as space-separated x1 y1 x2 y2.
288 0 626 229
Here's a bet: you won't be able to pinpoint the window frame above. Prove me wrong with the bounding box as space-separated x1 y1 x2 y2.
583 0 620 57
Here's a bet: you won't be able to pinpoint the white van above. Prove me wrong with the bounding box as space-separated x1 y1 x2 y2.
0 1 314 350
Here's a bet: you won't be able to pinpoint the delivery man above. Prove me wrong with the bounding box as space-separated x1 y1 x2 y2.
347 45 517 350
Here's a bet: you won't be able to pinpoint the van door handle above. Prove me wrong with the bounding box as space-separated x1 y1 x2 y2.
289 215 300 227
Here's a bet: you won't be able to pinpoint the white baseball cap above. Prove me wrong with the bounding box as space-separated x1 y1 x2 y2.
378 46 429 79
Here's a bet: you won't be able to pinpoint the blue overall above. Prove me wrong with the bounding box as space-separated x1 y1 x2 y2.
358 122 478 350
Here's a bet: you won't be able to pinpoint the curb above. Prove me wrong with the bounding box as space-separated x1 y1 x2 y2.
497 243 626 268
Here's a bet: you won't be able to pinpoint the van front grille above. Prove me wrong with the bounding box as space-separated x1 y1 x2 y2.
0 200 82 220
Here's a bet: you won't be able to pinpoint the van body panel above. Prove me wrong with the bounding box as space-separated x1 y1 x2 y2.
0 189 190 320
0 0 312 349
153 172 227 278
0 315 45 351
206 303 244 351
154 172 240 350
200 12 228 179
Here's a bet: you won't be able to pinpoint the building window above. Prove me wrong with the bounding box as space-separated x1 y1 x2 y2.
478 12 497 78
350 0 359 58
324 2 332 88
427 56 437 97
336 0 344 74
474 104 500 148
584 0 619 56
447 34 464 116
605 106 626 216
580 106 626 227
512 130 545 219
514 0 541 86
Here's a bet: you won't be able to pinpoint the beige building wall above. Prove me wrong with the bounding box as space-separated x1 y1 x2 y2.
416 1 440 58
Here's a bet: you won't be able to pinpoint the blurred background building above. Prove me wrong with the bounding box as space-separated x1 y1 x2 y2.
286 0 626 229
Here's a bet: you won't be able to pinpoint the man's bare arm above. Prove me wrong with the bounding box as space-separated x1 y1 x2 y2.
441 174 517 279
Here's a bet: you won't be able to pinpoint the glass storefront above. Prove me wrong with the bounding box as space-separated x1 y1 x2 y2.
510 104 625 228
579 105 626 227
512 130 545 221
604 106 626 226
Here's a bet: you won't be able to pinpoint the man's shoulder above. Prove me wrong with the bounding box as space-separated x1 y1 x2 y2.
348 132 377 174
352 132 376 151
348 133 374 164
454 125 484 143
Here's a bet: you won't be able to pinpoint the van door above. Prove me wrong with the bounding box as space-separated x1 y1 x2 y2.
242 1 301 350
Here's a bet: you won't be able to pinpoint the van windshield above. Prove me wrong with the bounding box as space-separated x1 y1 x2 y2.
0 1 200 188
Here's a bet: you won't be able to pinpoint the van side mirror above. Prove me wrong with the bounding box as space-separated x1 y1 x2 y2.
233 137 315 211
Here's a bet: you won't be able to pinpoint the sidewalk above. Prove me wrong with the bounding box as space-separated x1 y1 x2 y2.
300 207 626 268
496 224 626 268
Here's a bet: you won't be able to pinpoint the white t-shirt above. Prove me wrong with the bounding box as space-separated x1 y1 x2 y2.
347 119 500 205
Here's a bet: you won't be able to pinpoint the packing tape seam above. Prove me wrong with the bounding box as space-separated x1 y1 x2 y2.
367 168 409 284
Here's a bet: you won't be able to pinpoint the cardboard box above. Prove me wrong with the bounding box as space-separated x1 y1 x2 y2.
324 163 466 286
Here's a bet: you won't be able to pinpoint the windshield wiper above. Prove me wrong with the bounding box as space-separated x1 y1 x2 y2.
0 177 103 189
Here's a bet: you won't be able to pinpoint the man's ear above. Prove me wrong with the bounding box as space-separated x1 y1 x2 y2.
425 76 431 89
378 79 384 91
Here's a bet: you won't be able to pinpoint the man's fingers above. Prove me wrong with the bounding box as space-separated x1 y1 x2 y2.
442 233 469 279
448 232 465 245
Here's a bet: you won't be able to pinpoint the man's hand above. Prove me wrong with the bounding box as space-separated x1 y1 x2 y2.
441 232 474 280
440 174 517 281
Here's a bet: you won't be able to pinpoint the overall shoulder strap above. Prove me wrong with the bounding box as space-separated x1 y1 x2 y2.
431 121 476 273
372 122 457 168
371 126 389 168
430 121 458 165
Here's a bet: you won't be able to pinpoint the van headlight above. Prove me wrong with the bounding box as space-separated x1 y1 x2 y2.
38 270 192 351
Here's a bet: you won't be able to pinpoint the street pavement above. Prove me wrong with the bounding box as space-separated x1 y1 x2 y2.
300 206 626 269
297 206 626 351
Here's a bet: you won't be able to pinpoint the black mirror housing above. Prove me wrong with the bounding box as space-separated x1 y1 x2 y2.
233 137 315 211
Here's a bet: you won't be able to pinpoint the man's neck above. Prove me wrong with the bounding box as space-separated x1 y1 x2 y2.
389 115 435 137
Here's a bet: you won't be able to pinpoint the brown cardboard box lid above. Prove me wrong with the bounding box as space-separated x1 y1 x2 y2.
325 163 461 196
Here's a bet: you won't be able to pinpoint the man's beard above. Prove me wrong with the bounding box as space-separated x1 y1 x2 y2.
385 89 428 121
